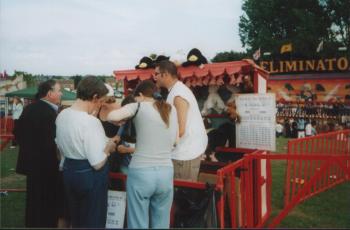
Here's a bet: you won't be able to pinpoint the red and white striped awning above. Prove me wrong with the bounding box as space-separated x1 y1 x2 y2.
114 59 269 81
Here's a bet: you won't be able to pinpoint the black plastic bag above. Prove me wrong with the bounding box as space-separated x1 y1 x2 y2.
173 184 218 228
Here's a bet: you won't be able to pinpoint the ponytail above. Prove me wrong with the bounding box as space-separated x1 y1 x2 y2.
153 92 171 127
134 80 172 127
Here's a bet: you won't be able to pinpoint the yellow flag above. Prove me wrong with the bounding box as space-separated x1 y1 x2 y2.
280 43 292 54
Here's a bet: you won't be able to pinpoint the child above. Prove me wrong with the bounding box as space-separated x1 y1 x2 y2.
116 95 136 174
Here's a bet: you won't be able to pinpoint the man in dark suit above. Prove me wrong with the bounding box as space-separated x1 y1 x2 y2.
15 80 63 228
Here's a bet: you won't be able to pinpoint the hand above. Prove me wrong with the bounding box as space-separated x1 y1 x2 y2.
111 135 121 144
104 139 117 156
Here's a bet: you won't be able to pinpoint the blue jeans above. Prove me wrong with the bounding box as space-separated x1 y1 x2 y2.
127 166 173 229
63 158 109 228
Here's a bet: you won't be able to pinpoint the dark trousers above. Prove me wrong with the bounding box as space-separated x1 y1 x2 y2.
26 171 59 228
63 158 109 228
12 119 19 146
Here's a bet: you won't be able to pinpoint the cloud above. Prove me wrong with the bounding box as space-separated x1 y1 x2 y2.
0 0 244 75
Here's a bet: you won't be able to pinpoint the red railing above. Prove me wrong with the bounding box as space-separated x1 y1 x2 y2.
216 150 272 228
0 117 14 136
284 130 350 207
245 153 350 228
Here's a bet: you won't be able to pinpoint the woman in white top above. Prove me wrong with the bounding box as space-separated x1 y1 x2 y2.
55 76 116 228
107 80 178 229
11 96 23 148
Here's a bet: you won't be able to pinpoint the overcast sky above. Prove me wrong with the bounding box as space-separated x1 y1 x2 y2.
0 0 244 76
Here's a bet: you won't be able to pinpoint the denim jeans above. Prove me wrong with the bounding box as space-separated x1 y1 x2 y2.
126 166 173 229
63 158 109 228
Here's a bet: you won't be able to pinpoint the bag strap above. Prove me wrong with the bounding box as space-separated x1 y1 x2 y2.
130 102 140 120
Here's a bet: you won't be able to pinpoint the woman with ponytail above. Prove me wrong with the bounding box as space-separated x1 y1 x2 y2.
107 80 178 229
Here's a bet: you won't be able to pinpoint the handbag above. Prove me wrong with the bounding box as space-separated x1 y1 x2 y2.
121 102 140 143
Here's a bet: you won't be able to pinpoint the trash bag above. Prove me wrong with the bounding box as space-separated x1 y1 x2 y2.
173 184 218 228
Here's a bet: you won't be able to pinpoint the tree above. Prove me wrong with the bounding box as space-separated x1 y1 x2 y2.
323 0 350 50
239 0 331 58
15 71 37 87
211 51 249 63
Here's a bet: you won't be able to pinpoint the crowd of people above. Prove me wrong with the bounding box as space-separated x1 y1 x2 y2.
276 117 348 139
14 60 208 229
275 99 350 139
276 100 350 119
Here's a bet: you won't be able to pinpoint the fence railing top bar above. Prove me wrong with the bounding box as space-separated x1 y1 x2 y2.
287 129 350 144
248 153 350 161
217 158 245 174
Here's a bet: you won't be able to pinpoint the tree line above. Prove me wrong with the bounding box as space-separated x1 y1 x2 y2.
212 0 349 62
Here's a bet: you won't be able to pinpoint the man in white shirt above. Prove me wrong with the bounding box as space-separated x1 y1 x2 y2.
154 60 208 181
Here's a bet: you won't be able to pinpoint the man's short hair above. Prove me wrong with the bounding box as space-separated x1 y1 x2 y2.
77 76 108 101
155 60 178 78
35 79 57 100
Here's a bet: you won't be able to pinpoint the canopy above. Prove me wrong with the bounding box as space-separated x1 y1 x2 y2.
114 59 269 81
5 87 76 100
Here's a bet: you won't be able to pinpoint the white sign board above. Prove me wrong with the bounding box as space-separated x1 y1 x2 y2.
106 190 126 229
236 93 276 151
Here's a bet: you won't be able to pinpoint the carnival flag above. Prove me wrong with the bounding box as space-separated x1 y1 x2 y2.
280 43 292 54
253 48 261 60
316 40 323 53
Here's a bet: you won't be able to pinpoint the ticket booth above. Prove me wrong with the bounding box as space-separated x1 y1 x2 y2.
110 59 272 228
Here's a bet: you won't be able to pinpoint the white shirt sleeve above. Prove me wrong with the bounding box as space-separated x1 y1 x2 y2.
107 103 139 122
82 118 108 166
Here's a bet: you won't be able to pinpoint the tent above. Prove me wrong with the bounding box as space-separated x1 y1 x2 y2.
5 87 76 100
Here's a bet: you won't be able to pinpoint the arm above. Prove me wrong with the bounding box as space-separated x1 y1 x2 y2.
84 120 113 170
117 144 135 154
107 103 138 122
174 96 189 138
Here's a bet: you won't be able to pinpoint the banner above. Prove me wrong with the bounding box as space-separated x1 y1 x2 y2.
236 94 276 151
106 190 126 229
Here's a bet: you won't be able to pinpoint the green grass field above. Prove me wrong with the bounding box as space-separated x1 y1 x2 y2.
0 137 349 228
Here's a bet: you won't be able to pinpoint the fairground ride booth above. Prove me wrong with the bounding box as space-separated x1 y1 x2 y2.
261 56 350 129
109 60 275 228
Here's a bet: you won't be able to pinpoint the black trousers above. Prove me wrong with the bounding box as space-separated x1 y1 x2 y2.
26 171 59 228
12 119 19 146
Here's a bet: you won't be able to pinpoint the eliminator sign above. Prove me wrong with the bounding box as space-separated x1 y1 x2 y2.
260 56 350 74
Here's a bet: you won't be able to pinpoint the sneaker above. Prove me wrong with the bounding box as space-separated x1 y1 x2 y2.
10 146 16 149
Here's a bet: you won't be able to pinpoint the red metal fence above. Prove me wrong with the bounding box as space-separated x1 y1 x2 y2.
285 130 350 207
0 117 14 136
215 129 350 228
0 117 14 151
216 153 272 228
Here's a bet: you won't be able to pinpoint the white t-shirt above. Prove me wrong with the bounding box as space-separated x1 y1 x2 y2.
305 123 312 136
276 123 283 133
167 81 208 160
108 102 178 168
12 103 23 120
55 108 108 167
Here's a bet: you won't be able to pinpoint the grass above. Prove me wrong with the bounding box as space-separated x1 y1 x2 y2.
0 145 26 228
0 137 349 228
269 137 350 228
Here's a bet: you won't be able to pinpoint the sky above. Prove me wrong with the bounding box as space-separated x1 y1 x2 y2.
0 0 244 76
